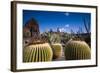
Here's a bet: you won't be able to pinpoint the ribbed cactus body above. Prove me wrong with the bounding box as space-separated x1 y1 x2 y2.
52 43 62 59
23 43 53 62
64 41 91 60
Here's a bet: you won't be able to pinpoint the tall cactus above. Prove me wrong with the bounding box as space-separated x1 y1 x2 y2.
64 40 91 60
23 43 53 62
52 44 62 59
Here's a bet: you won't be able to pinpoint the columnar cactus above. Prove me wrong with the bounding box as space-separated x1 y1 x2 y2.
23 43 53 62
52 43 62 59
64 40 91 60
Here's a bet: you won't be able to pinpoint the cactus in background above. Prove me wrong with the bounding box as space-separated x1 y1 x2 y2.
83 18 91 46
23 43 53 62
50 34 61 44
52 44 62 59
64 40 91 60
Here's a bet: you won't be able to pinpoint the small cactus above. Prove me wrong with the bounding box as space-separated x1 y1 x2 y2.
23 43 53 62
64 40 91 60
52 43 62 59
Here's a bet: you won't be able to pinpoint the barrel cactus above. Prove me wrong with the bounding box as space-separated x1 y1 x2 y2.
52 43 62 59
64 40 91 60
23 43 53 62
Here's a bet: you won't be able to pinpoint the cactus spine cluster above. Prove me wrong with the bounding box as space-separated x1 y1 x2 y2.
64 40 91 60
52 43 62 59
23 43 53 62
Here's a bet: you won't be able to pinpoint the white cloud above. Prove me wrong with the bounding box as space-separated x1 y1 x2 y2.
59 28 66 32
59 24 70 32
65 12 69 16
65 24 69 28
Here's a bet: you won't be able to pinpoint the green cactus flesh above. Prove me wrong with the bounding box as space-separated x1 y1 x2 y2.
64 41 91 60
23 43 53 62
52 43 62 59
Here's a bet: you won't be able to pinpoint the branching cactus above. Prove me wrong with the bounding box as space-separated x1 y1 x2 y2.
64 40 91 60
52 44 62 59
23 43 53 62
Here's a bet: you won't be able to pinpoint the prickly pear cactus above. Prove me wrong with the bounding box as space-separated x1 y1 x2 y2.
52 43 62 59
64 40 91 60
23 43 53 62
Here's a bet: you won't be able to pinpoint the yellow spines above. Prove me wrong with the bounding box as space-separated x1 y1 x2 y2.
64 40 91 60
52 43 62 59
23 43 53 62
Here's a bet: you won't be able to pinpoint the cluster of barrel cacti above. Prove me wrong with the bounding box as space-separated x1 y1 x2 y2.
23 43 53 62
23 40 91 62
64 40 91 60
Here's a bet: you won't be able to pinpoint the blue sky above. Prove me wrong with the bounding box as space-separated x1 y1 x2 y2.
23 10 91 33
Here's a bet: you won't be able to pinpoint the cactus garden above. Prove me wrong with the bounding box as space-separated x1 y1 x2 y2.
23 10 91 62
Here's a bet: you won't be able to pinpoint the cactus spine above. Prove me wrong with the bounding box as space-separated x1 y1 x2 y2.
23 43 53 62
64 40 91 60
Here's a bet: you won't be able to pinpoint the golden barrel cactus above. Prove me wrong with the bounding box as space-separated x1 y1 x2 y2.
23 43 53 62
52 43 62 59
64 40 91 60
